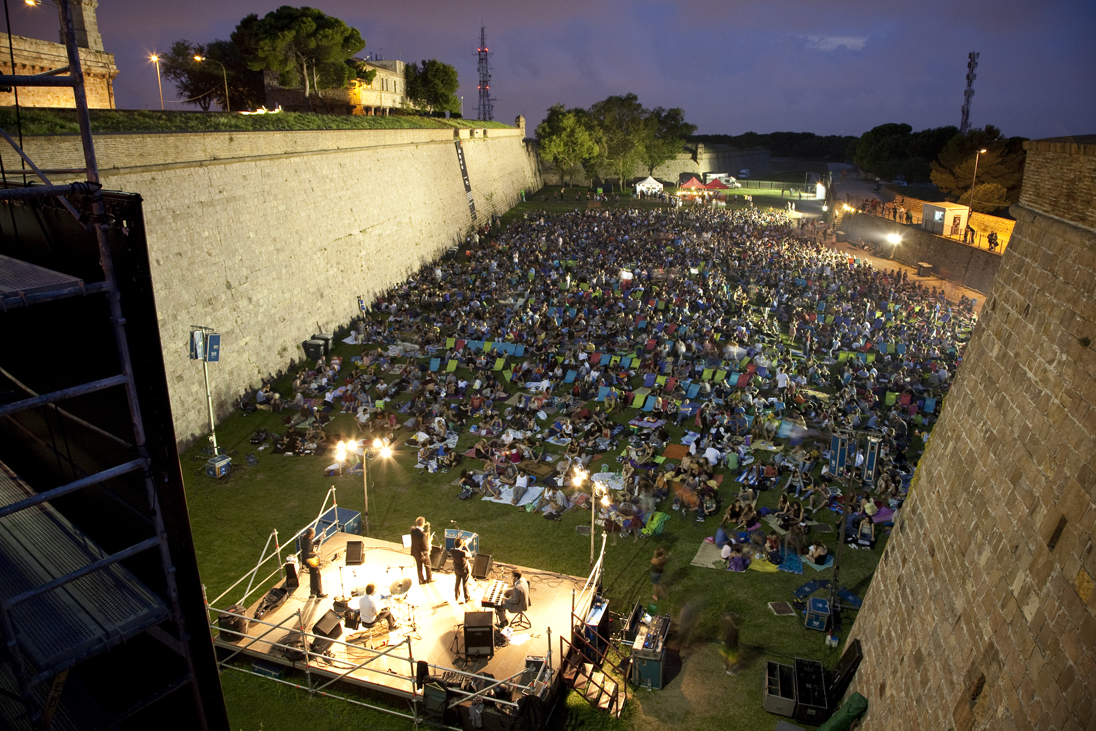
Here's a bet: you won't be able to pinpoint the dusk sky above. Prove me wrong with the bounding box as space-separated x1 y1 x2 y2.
9 0 1095 140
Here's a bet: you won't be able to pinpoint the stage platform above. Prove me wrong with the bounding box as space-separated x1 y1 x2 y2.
212 532 595 706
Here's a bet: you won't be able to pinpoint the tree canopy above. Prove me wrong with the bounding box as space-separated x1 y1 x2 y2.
232 6 371 111
692 131 857 162
535 104 600 187
640 107 697 176
853 123 958 182
930 125 1026 212
404 59 460 114
160 39 266 112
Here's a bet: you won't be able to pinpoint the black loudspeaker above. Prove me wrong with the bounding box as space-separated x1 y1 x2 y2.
828 638 863 703
471 553 493 580
218 606 248 641
430 545 449 571
464 611 494 658
284 560 299 589
345 541 364 566
310 609 343 654
344 609 361 630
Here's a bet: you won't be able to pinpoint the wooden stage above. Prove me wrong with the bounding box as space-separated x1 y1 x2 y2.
212 533 596 705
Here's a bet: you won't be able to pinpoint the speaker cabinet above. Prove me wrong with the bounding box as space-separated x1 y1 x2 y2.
471 553 493 580
464 611 494 658
430 545 449 571
345 540 364 566
284 559 299 589
344 609 361 630
310 609 343 654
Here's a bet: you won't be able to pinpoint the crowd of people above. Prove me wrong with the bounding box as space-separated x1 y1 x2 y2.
263 202 977 583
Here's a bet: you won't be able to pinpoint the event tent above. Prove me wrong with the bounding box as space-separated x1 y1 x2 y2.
704 179 731 190
634 176 664 194
679 176 705 189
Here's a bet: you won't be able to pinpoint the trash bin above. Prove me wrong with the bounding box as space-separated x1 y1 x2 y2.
835 231 847 243
302 339 325 361
312 333 333 355
917 262 933 277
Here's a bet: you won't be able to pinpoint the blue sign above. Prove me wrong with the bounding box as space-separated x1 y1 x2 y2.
205 333 221 362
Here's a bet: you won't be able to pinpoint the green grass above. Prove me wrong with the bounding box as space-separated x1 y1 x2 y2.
0 107 513 136
184 314 897 730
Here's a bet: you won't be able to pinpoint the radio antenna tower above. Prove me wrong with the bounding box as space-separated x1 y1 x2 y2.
959 51 979 134
477 26 494 121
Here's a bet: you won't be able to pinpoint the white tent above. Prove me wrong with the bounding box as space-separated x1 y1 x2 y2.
634 176 664 195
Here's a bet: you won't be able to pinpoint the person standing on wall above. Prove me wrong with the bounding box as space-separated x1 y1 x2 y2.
450 535 472 603
410 516 432 585
301 526 326 598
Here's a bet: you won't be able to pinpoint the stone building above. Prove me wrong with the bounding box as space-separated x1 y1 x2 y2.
263 58 407 116
846 135 1096 730
0 0 117 109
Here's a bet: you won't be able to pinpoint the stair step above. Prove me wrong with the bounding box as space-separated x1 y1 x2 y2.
596 685 617 711
585 672 607 702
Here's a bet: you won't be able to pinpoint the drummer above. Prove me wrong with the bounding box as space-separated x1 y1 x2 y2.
358 583 398 631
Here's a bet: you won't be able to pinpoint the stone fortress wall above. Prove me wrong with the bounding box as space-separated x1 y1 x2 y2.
2 125 541 445
845 135 1096 730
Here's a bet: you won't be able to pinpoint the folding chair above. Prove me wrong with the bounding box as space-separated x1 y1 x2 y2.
643 373 657 388
631 393 647 409
429 358 440 372
686 383 700 399
565 370 577 384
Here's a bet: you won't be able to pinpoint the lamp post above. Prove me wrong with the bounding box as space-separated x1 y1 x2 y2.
460 96 464 117
194 55 230 112
336 438 389 536
967 148 987 214
150 54 164 110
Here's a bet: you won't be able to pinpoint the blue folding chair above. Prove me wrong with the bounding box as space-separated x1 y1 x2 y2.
597 386 611 401
643 373 656 388
429 358 440 372
564 370 577 384
686 382 700 399
924 397 937 413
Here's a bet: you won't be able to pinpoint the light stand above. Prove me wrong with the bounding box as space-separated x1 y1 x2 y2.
190 327 222 458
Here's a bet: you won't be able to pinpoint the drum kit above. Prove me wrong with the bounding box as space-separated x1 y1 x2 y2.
338 572 421 641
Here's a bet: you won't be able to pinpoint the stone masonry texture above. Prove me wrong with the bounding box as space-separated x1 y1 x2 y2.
2 127 539 445
845 136 1096 730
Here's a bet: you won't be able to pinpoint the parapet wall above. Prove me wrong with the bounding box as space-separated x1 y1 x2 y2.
5 126 540 445
845 135 1096 730
840 213 1001 294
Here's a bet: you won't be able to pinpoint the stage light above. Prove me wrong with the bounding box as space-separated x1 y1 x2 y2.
887 233 901 245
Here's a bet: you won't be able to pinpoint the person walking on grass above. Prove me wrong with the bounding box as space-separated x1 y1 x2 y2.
650 547 671 601
721 612 740 675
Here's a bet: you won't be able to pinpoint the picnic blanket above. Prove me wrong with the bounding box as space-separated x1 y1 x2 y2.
482 485 544 508
690 540 724 569
518 460 556 478
778 553 804 574
748 558 780 573
628 417 665 429
872 507 896 523
661 444 690 461
805 555 835 571
590 472 625 491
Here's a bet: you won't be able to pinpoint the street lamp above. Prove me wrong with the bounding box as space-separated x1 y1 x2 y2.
194 55 230 112
460 96 464 117
967 148 987 214
150 54 164 110
336 438 390 536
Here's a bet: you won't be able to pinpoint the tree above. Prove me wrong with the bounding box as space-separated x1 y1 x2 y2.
930 126 1026 210
404 59 460 114
852 123 959 182
232 6 369 112
587 93 648 188
536 104 600 187
640 107 696 176
957 182 1010 213
160 39 266 112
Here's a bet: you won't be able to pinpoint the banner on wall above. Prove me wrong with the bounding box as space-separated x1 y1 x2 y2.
455 140 477 221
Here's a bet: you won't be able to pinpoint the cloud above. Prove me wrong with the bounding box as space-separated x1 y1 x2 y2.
804 35 868 51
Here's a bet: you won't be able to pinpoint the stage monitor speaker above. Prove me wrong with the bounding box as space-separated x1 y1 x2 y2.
464 611 494 658
345 540 364 566
430 545 449 572
284 560 299 589
310 609 343 654
471 553 493 580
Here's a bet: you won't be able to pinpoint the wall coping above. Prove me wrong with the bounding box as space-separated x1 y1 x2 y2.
1023 135 1096 155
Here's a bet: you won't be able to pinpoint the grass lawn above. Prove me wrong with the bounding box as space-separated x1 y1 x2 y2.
0 108 512 136
184 316 898 730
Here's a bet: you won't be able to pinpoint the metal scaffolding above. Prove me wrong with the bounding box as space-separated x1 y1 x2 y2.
0 2 226 729
477 26 494 122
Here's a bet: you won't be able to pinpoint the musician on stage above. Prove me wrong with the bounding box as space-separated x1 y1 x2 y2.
450 536 472 603
495 570 530 627
410 516 432 585
301 526 327 598
358 583 397 631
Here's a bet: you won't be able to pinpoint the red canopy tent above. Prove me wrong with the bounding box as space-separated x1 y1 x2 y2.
704 179 731 190
679 176 705 189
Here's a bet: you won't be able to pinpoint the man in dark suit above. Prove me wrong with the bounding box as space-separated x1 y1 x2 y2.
410 516 432 584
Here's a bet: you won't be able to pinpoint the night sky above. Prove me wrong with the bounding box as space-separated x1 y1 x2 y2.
8 0 1095 140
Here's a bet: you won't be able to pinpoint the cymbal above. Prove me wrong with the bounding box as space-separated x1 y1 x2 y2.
390 578 413 597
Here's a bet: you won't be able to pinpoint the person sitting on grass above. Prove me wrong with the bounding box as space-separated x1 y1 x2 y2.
725 543 751 572
806 540 829 565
